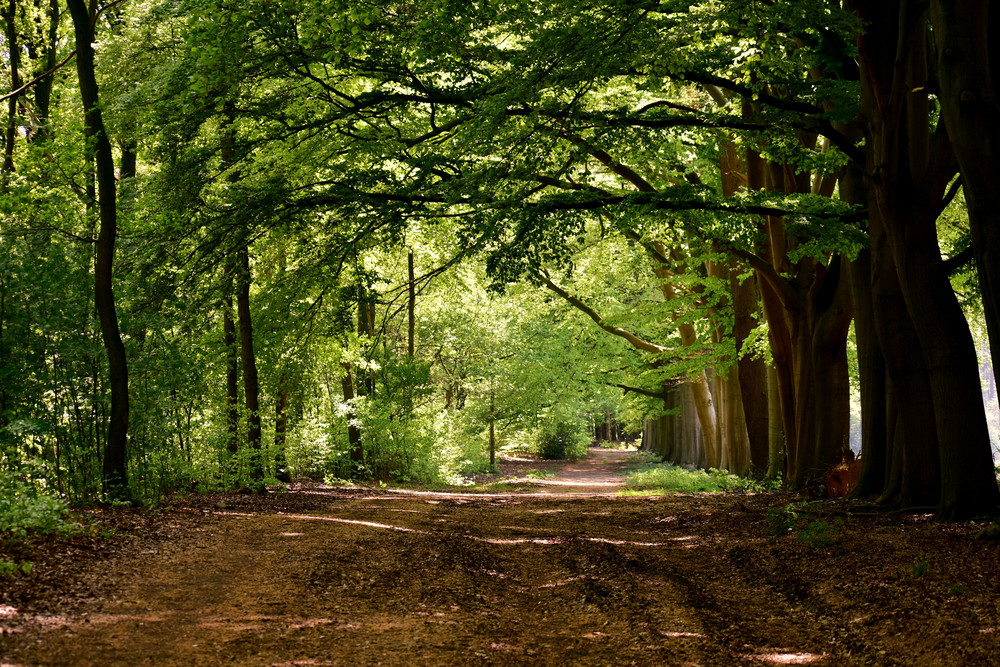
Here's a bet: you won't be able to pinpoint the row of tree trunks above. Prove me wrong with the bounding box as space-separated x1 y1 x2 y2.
641 384 704 468
848 0 1000 519
743 143 852 489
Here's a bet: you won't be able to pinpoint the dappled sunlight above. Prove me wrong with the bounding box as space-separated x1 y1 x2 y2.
583 536 674 547
282 514 430 534
286 618 340 631
280 512 678 547
0 605 17 618
280 532 304 537
749 652 827 664
660 631 706 638
539 575 588 588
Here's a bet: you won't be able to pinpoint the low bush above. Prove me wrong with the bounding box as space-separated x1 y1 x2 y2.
0 473 77 540
537 418 590 460
622 453 781 494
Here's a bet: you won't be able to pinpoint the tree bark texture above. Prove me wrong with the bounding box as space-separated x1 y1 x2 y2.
224 298 240 455
2 0 21 180
747 151 853 489
236 247 263 480
851 0 1000 518
68 0 130 499
929 0 1000 412
341 362 364 471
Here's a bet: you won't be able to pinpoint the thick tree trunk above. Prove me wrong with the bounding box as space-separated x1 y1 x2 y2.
929 0 1000 410
807 255 853 480
236 247 263 481
750 158 853 489
869 218 940 508
68 0 130 500
852 0 1000 518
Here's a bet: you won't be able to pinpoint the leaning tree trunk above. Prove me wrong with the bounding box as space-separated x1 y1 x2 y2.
68 0 130 500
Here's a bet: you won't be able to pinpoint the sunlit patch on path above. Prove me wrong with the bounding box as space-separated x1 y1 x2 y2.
6 448 979 665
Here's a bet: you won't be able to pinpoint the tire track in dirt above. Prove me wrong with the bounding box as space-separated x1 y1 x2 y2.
1 450 848 666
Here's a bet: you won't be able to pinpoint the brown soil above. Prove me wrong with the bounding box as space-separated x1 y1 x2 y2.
2 448 999 666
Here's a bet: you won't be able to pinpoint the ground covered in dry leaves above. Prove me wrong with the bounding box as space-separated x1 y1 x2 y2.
1 448 999 666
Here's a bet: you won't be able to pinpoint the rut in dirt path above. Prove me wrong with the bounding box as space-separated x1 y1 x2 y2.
1 449 844 666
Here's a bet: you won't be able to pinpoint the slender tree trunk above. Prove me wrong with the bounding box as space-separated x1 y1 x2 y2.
28 0 59 142
766 365 783 480
236 247 263 481
848 249 888 498
407 249 416 358
68 0 130 500
223 297 240 456
489 386 496 468
2 0 20 183
274 378 290 483
341 362 363 473
732 268 769 474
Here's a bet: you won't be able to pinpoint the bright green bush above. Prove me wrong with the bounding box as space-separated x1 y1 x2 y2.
0 473 77 540
622 453 778 494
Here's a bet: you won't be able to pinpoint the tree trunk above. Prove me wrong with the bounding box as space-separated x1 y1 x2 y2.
407 249 416 358
68 0 130 500
852 0 1000 518
341 362 363 472
489 386 496 468
28 0 60 142
766 365 783 480
749 156 853 489
236 247 263 481
848 249 888 499
224 297 240 456
2 0 20 182
929 0 1000 417
731 268 769 475
274 378 290 483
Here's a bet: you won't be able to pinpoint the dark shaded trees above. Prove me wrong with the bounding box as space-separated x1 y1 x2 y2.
67 0 130 500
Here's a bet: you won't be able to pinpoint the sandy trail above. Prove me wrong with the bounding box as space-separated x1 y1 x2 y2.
3 449 963 666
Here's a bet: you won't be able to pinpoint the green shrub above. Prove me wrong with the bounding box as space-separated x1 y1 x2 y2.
0 473 77 540
623 453 777 494
537 417 590 460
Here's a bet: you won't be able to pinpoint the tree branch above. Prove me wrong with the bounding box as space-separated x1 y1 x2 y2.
615 382 678 398
0 50 76 103
537 270 668 355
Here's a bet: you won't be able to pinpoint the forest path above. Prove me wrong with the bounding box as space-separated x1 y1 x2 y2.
5 449 991 665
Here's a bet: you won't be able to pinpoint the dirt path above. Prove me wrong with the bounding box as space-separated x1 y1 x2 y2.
2 449 999 665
